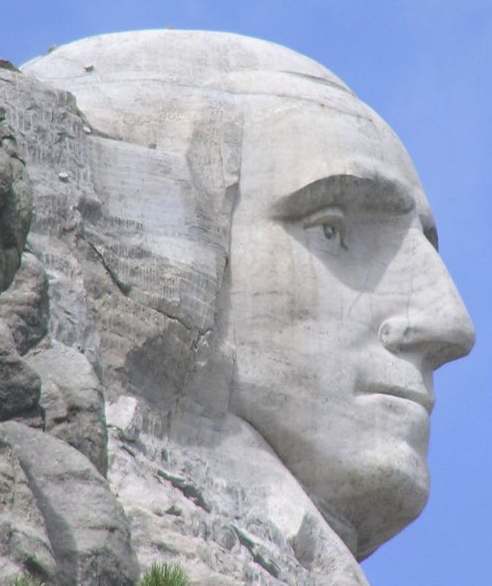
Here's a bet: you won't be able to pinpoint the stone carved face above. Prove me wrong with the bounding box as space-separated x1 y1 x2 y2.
226 93 475 556
23 30 475 560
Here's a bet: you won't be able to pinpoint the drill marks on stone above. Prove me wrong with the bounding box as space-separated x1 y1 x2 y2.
1 71 92 190
36 249 80 281
86 240 131 296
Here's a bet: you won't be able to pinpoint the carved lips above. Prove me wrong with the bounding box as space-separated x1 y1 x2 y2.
364 382 435 414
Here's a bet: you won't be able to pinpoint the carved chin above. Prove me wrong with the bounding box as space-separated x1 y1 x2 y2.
312 445 430 560
354 453 430 559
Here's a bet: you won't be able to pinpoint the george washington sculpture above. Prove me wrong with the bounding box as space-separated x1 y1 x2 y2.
0 30 474 585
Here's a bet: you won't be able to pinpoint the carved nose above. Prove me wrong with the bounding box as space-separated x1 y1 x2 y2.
378 247 475 370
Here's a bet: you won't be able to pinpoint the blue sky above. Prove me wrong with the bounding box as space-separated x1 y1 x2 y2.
2 2 490 584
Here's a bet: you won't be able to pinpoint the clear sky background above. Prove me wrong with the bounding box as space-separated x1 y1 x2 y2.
1 2 490 585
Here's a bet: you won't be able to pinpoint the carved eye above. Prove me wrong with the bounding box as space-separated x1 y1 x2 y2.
323 224 338 240
322 223 348 250
303 208 348 252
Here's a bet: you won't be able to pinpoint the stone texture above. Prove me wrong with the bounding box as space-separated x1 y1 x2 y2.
27 341 108 476
0 320 41 422
0 68 138 584
0 422 139 586
105 396 371 585
0 435 57 584
0 251 49 355
0 29 475 585
0 106 32 293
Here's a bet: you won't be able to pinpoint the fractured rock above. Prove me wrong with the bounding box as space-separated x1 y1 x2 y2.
0 114 32 293
0 422 139 586
0 321 41 422
0 437 57 584
27 341 108 476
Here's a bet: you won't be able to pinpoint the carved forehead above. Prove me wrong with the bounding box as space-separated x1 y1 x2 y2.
23 29 429 219
22 30 351 145
238 95 429 219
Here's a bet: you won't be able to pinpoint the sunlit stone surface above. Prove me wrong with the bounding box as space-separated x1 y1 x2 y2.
0 31 474 584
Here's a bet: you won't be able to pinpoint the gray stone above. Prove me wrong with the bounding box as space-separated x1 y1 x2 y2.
0 66 139 584
0 115 32 293
0 421 139 586
27 341 108 476
0 251 49 355
0 29 474 585
0 437 57 584
0 320 41 422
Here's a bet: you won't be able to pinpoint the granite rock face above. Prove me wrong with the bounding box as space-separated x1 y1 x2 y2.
0 30 474 585
0 422 138 585
27 342 108 475
0 67 138 585
0 320 40 422
0 429 57 583
0 104 32 293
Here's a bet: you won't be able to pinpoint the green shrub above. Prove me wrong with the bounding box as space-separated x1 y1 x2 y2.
10 575 45 586
138 562 190 586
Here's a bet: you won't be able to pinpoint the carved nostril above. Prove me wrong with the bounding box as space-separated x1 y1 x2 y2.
378 320 408 354
379 322 392 348
379 317 431 356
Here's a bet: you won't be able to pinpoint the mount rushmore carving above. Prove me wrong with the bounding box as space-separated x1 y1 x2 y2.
0 30 474 585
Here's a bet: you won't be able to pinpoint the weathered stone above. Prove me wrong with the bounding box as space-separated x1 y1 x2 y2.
0 422 139 586
27 341 108 476
0 321 41 422
0 438 57 584
157 468 211 513
0 252 49 355
0 116 32 293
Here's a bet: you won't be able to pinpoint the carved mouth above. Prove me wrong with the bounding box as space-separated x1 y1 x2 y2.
365 383 434 414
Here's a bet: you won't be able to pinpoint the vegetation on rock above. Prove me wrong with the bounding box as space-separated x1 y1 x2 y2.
138 562 190 586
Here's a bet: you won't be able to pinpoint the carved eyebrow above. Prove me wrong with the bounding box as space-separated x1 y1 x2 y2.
270 174 416 220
